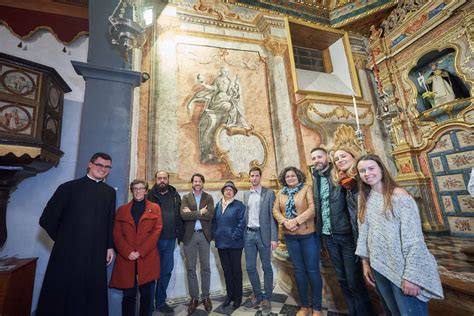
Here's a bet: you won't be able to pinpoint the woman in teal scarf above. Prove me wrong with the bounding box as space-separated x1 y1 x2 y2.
272 166 322 316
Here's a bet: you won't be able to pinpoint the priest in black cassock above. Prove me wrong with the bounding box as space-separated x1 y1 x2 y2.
36 152 116 316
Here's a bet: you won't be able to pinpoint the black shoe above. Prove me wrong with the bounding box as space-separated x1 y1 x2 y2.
232 298 242 309
223 297 232 307
157 303 174 314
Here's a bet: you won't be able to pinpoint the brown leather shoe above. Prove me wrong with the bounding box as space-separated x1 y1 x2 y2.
202 297 213 312
188 298 199 314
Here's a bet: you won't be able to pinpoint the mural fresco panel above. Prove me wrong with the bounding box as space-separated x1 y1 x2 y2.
436 174 466 192
445 150 474 170
456 130 474 147
441 195 455 213
448 216 474 234
430 156 444 173
457 195 474 212
430 134 454 153
176 44 276 180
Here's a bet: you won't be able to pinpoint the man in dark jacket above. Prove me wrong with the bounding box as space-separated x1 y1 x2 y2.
310 147 374 316
147 170 182 313
37 152 116 316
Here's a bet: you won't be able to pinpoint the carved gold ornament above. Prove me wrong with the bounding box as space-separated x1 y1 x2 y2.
308 104 370 120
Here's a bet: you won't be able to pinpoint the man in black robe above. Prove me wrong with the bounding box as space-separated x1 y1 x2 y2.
36 152 116 316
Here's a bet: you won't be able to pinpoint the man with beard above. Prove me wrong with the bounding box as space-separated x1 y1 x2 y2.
37 152 116 316
310 148 375 316
147 171 182 313
180 173 215 313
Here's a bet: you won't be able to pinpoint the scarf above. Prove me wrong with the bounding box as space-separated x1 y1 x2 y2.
282 182 304 219
221 197 234 214
338 171 357 190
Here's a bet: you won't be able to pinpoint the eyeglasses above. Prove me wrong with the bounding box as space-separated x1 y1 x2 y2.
132 187 146 192
92 163 112 170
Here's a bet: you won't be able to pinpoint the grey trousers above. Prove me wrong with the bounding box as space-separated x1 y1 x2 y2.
183 231 211 300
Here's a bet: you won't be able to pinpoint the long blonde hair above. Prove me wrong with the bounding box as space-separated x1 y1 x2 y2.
330 146 360 183
356 154 399 223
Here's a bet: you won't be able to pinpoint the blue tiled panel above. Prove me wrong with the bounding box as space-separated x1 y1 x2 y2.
427 129 474 234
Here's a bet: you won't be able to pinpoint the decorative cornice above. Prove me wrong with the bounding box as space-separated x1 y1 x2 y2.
263 38 287 56
71 61 142 86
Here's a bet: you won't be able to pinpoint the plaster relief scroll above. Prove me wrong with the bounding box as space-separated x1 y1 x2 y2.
216 126 267 177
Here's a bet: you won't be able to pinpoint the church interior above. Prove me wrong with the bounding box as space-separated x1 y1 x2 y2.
0 0 472 315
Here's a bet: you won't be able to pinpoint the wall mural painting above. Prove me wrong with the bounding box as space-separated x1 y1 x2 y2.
187 66 251 164
409 49 471 112
177 45 273 179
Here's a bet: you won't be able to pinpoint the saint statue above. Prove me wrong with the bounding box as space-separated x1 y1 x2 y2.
187 67 250 164
425 64 455 106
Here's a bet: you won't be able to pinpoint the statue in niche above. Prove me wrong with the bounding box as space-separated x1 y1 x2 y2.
411 50 471 112
425 63 455 106
187 67 251 164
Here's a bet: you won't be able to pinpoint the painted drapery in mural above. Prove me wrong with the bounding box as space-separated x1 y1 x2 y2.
177 45 273 180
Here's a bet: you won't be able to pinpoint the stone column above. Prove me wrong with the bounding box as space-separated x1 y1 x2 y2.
71 0 141 206
71 62 141 205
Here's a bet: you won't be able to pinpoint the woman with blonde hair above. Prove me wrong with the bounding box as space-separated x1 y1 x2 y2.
323 145 375 315
273 166 322 316
355 154 443 315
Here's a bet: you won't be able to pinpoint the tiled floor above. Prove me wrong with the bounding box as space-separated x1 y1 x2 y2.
155 285 345 316
154 236 474 316
425 235 474 283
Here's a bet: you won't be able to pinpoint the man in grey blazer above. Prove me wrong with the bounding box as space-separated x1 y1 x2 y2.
242 167 277 314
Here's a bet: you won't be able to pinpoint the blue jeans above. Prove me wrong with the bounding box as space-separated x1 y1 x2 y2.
324 234 375 316
373 269 428 316
244 230 273 300
154 238 176 307
284 233 322 310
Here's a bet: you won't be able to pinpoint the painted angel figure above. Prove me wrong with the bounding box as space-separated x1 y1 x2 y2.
187 67 250 164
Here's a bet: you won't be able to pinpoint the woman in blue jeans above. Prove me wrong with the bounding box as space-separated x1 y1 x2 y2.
272 166 322 316
356 155 443 315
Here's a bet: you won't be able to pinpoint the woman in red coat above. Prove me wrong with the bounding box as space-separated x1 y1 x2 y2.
110 179 163 316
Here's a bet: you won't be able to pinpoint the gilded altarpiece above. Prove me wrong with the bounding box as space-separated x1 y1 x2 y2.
368 0 473 235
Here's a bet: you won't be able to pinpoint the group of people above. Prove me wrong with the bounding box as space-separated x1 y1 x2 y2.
36 149 443 316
